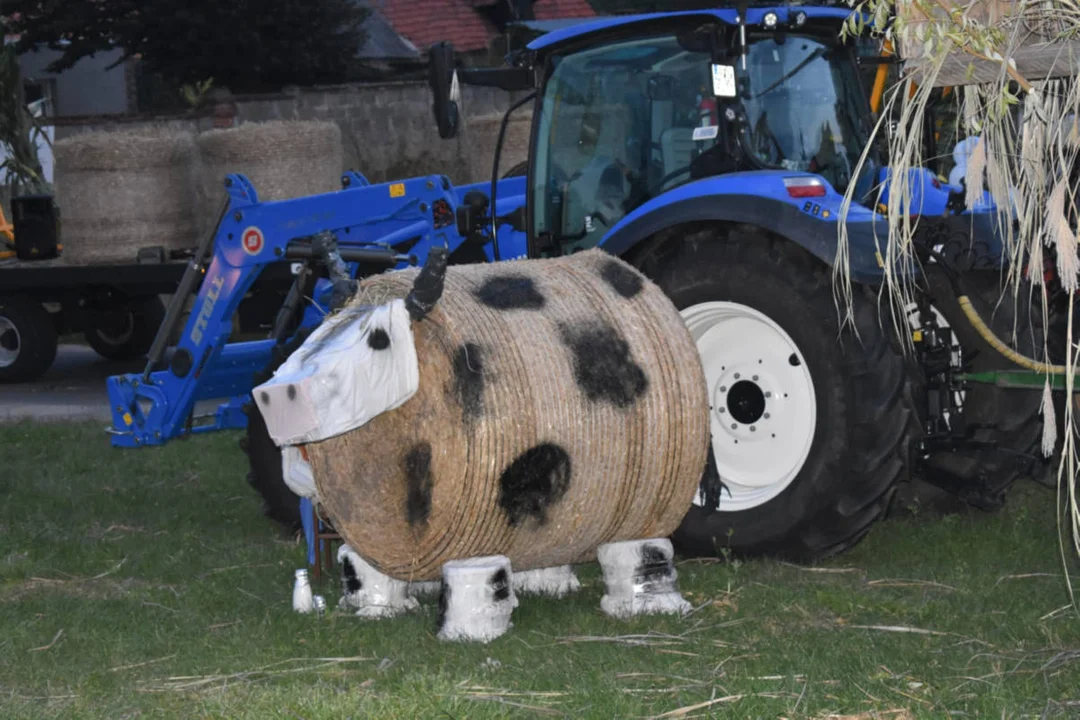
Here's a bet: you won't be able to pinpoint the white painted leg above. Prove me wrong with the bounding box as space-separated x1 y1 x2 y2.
406 580 442 598
437 555 517 643
597 538 692 619
513 565 581 598
337 545 420 619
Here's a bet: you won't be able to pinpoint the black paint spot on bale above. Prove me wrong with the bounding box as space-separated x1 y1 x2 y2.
490 567 510 602
259 391 270 405
600 258 644 299
452 343 485 423
436 581 450 631
287 384 297 401
634 543 676 594
498 443 572 527
560 321 649 408
404 443 433 528
367 327 391 350
341 555 362 594
474 274 546 310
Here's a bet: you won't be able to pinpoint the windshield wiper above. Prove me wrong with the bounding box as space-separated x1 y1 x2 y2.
750 47 827 99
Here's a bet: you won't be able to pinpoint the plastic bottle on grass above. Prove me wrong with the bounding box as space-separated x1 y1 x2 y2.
293 568 314 613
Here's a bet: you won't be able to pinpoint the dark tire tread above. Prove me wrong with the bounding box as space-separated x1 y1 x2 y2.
0 295 58 383
638 226 916 563
240 327 314 530
84 295 166 362
898 267 1046 514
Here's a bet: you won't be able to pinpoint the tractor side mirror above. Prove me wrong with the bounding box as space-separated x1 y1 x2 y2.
429 42 460 140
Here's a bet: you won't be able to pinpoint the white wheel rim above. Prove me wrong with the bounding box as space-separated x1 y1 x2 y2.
681 301 817 512
0 316 20 369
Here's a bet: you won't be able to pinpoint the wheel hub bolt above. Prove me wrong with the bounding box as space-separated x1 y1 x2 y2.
765 391 772 398
764 413 770 419
753 375 759 381
750 426 756 432
734 373 740 379
730 423 737 430
720 386 727 392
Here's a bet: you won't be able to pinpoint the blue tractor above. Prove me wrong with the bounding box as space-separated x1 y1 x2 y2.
105 2 1048 563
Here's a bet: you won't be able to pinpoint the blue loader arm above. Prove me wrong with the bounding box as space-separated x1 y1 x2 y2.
106 172 463 448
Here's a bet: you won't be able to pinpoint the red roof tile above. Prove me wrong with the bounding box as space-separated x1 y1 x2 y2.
371 0 595 53
533 0 597 20
374 0 497 53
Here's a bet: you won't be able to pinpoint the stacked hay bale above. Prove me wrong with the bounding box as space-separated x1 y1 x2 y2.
52 127 198 265
300 249 712 582
464 112 532 182
194 120 343 235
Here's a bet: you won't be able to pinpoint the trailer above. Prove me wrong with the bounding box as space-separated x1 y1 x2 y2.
0 248 298 383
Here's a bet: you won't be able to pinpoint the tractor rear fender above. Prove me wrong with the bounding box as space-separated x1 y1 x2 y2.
599 173 895 285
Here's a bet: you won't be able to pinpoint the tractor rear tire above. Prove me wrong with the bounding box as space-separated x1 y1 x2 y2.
503 161 529 178
240 327 313 532
900 267 1046 513
638 226 916 563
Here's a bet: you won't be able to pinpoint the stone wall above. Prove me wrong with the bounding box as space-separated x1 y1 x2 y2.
52 81 535 190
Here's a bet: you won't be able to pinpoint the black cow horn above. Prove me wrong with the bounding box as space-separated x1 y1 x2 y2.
405 245 449 321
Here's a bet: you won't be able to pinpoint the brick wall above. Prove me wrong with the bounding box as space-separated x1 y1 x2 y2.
52 81 535 189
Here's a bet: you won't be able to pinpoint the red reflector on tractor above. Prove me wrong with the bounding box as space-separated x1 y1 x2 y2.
783 176 826 198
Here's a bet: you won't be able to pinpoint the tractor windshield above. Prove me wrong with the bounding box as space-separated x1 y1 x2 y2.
530 28 879 253
531 32 722 253
738 33 878 196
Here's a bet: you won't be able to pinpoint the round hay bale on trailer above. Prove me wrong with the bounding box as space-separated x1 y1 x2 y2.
195 120 343 234
291 249 711 582
52 127 197 265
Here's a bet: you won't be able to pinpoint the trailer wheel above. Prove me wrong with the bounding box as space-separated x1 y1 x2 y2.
240 327 314 531
83 295 166 361
638 226 916 562
0 295 58 383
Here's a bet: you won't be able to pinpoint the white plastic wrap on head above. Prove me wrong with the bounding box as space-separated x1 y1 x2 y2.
337 544 419 619
281 445 316 498
438 556 517 643
253 299 419 447
513 565 581 598
597 538 692 620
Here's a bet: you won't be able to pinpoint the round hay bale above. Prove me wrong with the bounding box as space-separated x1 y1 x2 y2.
195 120 343 234
53 127 197 265
304 249 711 582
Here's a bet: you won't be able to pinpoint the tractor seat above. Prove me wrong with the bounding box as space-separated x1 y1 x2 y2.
659 127 695 191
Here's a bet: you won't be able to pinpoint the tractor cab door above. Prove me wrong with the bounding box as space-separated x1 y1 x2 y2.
529 29 727 256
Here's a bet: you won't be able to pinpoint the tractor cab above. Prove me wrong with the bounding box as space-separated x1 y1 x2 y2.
430 6 883 257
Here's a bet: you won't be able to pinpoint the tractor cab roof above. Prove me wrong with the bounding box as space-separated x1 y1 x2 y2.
525 5 856 56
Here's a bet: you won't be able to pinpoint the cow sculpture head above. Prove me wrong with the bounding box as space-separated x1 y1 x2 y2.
254 247 449 498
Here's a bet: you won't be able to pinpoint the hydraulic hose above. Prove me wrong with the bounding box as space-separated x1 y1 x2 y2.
927 250 1070 374
955 294 1069 374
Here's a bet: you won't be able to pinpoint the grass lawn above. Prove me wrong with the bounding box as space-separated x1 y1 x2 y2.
2 421 1079 719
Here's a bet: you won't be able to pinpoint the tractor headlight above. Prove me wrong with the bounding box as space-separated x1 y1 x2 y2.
792 11 807 27
763 12 778 29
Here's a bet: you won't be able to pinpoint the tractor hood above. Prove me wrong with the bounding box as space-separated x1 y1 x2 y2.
525 6 857 55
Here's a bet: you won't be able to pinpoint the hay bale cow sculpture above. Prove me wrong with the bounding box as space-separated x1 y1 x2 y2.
253 247 711 641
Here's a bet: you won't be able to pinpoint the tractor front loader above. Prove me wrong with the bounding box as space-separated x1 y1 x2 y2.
106 2 1055 565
